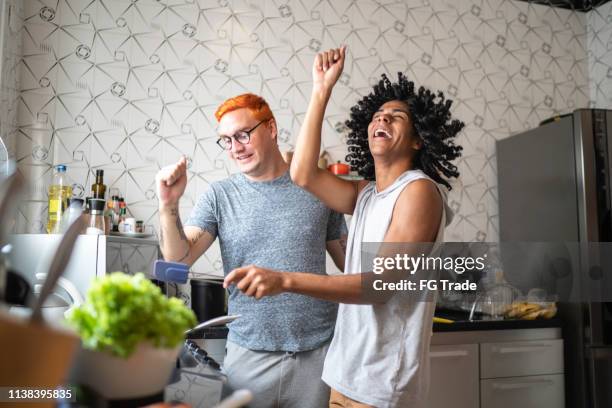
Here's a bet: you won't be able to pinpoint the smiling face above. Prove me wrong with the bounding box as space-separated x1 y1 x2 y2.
367 100 422 161
218 108 277 176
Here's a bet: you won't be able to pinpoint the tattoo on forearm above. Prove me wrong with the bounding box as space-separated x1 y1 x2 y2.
170 207 188 241
190 229 205 246
159 206 189 262
177 248 190 262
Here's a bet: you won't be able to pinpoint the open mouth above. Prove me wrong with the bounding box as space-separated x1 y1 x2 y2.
373 128 392 139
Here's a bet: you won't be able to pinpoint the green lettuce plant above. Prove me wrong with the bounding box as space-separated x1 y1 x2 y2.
67 272 196 358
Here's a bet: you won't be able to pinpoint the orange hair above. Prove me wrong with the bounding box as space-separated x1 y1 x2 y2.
215 93 275 122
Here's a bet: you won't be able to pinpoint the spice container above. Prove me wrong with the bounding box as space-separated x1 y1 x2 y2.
86 198 106 235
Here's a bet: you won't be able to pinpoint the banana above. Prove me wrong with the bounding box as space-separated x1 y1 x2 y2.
504 302 542 318
503 301 557 320
521 310 542 320
540 305 557 319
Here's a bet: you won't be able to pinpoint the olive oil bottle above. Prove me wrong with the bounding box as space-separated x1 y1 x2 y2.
47 165 72 233
91 169 107 199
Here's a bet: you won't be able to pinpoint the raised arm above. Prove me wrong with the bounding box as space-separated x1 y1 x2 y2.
156 157 215 266
290 46 368 215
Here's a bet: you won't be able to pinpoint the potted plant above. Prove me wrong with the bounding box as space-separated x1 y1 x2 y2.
67 272 196 399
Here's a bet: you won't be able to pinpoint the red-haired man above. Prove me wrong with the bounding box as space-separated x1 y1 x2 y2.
156 93 347 407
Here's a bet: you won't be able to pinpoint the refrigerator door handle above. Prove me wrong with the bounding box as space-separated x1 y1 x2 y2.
587 345 612 359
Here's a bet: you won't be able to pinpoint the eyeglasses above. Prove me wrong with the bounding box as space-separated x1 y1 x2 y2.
216 120 268 150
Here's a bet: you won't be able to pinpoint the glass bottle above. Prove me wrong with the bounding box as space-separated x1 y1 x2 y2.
104 196 116 233
117 198 127 232
119 197 126 223
91 169 107 200
60 198 84 233
84 197 91 214
86 198 106 235
47 165 73 234
111 195 120 231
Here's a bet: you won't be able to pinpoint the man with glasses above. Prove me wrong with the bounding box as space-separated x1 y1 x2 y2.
156 93 347 408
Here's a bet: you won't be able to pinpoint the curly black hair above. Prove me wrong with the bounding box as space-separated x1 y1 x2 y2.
345 72 464 189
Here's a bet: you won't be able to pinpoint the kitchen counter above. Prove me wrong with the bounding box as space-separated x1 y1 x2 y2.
185 318 562 340
433 317 562 332
433 308 561 332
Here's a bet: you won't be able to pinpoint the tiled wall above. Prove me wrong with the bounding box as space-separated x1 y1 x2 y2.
3 0 606 274
588 1 612 108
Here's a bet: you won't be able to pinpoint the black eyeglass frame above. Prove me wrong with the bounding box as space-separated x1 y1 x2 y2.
216 119 269 150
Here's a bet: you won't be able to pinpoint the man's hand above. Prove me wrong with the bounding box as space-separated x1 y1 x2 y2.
156 156 188 208
224 265 289 299
312 46 346 95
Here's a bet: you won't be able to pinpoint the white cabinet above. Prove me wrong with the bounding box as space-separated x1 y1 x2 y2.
480 339 564 408
480 339 564 378
480 374 565 408
428 344 479 408
428 328 564 408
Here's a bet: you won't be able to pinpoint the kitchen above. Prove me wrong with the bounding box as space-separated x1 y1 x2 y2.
1 0 611 407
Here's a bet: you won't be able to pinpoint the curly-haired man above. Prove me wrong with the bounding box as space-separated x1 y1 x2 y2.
224 46 464 407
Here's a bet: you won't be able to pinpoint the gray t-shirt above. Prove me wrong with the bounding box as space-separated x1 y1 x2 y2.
185 171 346 352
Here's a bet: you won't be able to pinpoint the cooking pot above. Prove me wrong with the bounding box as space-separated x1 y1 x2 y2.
327 161 350 175
10 273 82 323
190 279 226 323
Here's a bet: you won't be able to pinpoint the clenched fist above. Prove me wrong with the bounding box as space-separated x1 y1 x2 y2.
313 45 346 94
156 156 188 208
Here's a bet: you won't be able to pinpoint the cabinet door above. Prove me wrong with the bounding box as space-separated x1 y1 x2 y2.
427 344 479 408
480 339 564 378
481 374 565 408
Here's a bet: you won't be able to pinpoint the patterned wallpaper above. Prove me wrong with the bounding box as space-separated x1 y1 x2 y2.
0 0 22 177
1 0 610 275
588 0 612 108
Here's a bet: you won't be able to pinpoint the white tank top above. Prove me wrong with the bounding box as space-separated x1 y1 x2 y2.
321 169 452 408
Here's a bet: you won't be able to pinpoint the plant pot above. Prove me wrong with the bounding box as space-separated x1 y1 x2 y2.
0 311 78 408
69 342 181 399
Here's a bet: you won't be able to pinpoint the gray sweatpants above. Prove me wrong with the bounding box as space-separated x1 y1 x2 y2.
221 340 330 408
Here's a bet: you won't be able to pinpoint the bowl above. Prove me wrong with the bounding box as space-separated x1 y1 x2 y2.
69 342 181 399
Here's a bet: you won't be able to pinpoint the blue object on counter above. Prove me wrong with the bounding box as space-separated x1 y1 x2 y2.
153 260 189 283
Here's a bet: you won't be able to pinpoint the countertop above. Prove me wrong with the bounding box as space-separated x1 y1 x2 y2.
186 315 562 340
433 317 562 332
433 309 562 332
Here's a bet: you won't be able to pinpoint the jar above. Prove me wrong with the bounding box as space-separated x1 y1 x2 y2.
86 198 106 235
